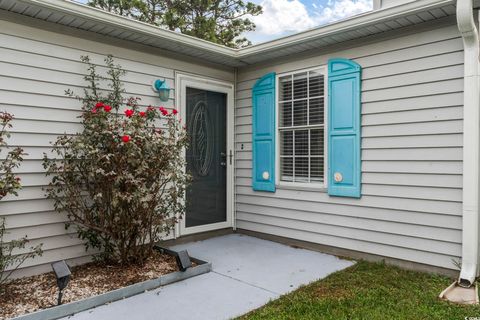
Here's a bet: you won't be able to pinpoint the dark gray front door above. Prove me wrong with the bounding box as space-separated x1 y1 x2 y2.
186 87 227 228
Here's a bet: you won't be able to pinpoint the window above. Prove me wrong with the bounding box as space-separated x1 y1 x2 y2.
278 69 326 184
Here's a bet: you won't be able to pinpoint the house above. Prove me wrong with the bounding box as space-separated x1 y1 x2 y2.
0 0 478 290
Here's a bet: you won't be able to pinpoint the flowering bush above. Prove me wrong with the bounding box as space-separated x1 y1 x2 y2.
0 112 42 292
43 56 189 265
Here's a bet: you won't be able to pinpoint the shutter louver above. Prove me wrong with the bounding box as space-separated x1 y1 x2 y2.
252 72 276 192
327 58 362 198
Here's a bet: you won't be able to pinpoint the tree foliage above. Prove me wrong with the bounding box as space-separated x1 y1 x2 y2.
43 56 189 265
0 112 42 292
88 0 262 48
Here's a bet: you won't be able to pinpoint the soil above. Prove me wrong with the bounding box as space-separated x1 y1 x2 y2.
0 251 179 319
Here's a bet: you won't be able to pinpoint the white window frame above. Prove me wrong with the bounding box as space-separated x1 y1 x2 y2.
275 65 328 189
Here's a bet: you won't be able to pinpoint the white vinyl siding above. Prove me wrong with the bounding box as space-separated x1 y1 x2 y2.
278 69 326 185
0 9 467 276
235 20 464 270
0 15 233 277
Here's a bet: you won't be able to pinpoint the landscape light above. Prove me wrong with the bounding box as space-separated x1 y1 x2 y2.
175 250 192 272
51 260 71 305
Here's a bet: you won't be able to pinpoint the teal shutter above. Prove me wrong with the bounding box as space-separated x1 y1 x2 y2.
252 72 276 192
327 59 362 198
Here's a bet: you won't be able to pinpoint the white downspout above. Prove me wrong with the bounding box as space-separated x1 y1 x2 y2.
457 0 480 287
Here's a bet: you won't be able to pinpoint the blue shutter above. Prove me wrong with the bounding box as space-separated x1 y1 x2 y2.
327 59 362 198
252 72 276 192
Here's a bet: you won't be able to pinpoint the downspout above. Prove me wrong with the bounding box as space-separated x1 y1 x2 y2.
457 0 480 287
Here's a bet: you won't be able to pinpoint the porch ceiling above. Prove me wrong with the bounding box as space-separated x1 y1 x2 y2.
0 0 462 67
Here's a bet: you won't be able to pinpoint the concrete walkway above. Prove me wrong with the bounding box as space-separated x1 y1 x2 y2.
65 234 354 320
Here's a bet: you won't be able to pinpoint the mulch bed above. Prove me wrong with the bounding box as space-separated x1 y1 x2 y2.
0 251 179 320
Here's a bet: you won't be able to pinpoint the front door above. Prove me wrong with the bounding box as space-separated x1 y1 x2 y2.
177 74 234 236
185 87 227 229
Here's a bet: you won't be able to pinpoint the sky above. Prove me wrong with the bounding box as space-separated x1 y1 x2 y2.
246 0 373 43
76 0 373 44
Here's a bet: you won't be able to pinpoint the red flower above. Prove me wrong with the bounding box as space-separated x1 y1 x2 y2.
139 111 146 117
159 107 168 116
91 108 98 114
124 109 134 118
122 135 131 143
172 109 178 115
15 177 21 181
104 105 112 112
147 105 155 112
95 102 104 109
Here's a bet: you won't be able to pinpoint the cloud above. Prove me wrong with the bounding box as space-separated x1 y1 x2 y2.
316 0 373 25
251 0 373 36
251 0 317 35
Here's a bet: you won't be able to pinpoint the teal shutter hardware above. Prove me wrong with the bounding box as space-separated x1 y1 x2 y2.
252 72 276 192
327 59 362 198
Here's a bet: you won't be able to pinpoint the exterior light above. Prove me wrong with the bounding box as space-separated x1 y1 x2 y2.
51 260 71 305
153 79 171 102
175 250 192 272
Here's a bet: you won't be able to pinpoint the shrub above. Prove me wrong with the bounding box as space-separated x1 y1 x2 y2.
43 56 189 265
0 111 42 292
0 219 42 292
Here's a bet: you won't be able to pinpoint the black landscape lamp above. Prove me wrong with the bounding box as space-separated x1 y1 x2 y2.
175 250 192 272
51 260 71 305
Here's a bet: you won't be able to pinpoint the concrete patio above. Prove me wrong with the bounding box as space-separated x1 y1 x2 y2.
64 234 354 320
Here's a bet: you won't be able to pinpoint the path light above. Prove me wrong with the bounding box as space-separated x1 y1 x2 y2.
175 250 192 272
51 260 71 305
152 79 171 102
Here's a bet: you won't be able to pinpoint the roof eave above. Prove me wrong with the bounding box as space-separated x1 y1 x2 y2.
7 0 458 66
17 0 238 57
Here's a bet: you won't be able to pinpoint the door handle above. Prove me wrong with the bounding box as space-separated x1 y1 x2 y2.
220 151 232 167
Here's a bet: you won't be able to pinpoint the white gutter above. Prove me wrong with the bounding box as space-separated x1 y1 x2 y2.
457 0 480 287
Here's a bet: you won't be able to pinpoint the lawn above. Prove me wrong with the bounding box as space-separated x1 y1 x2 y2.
238 261 480 320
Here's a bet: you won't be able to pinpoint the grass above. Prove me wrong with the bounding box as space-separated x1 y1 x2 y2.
238 261 480 320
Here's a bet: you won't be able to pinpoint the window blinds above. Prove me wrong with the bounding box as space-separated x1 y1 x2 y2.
278 70 325 184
